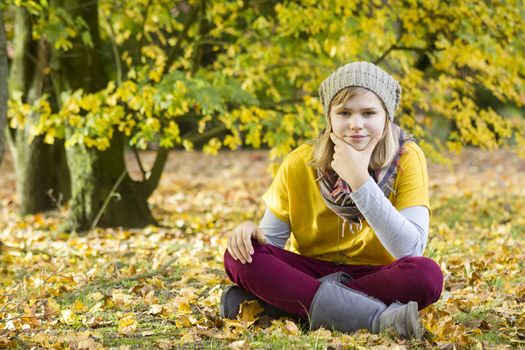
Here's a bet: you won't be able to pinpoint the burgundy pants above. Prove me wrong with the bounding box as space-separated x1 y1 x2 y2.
224 241 443 319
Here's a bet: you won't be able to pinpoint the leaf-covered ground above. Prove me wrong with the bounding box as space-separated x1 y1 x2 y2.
0 148 524 349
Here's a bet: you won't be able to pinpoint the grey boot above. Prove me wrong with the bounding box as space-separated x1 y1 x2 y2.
220 285 299 320
379 300 422 338
309 280 423 339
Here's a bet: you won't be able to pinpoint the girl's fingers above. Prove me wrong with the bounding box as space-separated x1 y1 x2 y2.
226 222 265 264
241 231 254 261
235 231 251 263
365 134 381 152
330 132 342 144
227 234 238 261
231 235 247 263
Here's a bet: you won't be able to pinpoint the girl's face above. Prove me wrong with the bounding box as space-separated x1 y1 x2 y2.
329 91 387 151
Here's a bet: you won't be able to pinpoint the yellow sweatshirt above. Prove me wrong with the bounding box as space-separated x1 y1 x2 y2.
262 142 430 266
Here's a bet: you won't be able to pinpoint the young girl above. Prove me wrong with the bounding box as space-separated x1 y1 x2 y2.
221 61 443 338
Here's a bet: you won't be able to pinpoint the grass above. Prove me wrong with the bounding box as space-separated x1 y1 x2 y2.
100 323 183 347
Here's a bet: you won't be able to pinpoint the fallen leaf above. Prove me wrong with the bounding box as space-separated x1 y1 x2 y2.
45 298 60 316
75 336 104 350
118 313 137 335
175 314 197 328
238 300 263 326
282 320 299 336
72 300 88 313
61 309 77 325
178 302 192 314
148 304 164 315
229 339 249 349
464 319 491 331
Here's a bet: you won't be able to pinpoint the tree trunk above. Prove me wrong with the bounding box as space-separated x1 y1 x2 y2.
12 135 70 213
0 9 7 166
66 132 159 230
7 7 71 214
52 0 165 232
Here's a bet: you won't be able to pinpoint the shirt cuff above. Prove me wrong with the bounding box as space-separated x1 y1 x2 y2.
350 176 377 201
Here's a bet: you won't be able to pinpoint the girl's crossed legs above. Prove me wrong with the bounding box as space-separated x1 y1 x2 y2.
224 241 443 318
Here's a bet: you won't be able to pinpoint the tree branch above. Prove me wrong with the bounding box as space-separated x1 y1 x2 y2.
163 4 200 75
375 15 404 65
141 147 169 198
375 44 443 65
138 0 152 46
374 44 397 65
133 147 147 181
89 169 128 233
183 125 227 145
0 269 62 316
191 0 206 75
195 39 230 46
102 14 122 85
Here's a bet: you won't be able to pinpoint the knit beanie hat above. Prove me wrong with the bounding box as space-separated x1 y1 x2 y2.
319 61 401 121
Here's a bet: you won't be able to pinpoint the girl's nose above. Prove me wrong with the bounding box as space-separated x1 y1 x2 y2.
349 116 363 130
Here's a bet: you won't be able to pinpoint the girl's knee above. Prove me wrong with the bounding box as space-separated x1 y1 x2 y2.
224 248 250 285
399 256 442 277
223 244 271 274
413 257 443 287
223 249 236 271
397 256 444 306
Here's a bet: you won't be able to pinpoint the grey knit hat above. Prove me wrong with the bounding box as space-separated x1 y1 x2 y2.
319 61 401 121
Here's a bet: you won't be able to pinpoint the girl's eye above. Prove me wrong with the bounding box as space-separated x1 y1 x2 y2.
338 111 350 117
363 111 376 117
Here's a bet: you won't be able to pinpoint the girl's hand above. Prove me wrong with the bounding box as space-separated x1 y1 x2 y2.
227 221 267 264
330 133 381 190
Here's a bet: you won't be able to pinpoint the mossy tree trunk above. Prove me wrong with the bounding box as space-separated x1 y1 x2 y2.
66 133 168 230
0 8 7 166
7 7 71 214
52 0 167 232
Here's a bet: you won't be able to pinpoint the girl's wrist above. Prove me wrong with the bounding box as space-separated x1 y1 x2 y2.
347 173 371 191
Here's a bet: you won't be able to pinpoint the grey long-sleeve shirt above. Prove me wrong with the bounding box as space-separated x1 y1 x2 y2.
259 176 429 259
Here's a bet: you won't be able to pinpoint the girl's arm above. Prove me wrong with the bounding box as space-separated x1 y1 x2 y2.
259 208 291 248
259 184 428 257
350 177 428 258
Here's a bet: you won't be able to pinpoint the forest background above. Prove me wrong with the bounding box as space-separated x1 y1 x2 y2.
0 0 524 348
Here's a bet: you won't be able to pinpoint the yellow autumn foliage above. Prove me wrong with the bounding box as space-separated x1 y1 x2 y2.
5 0 523 161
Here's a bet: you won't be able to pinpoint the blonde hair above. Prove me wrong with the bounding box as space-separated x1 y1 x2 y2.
309 87 400 172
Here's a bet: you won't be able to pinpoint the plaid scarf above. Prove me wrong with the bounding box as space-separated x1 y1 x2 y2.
317 125 413 233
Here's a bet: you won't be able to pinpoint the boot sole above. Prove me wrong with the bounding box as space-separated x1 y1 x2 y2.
220 286 300 321
220 285 236 319
220 285 256 319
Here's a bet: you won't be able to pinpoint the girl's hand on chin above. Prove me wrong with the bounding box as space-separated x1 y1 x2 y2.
330 133 381 190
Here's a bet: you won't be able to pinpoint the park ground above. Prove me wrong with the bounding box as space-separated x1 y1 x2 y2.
0 147 524 349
